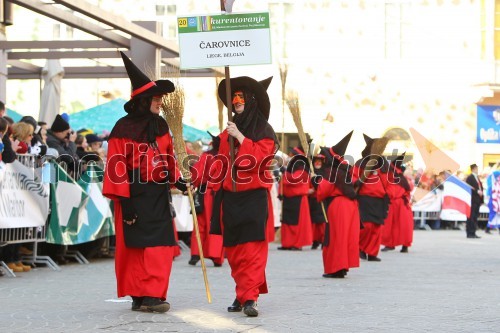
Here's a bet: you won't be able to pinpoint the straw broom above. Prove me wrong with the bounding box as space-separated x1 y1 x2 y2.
161 74 212 304
286 91 329 223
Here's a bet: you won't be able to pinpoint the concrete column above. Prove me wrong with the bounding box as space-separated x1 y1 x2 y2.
130 21 162 80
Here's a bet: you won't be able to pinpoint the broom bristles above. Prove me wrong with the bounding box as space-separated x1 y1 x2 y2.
286 90 309 157
147 65 191 181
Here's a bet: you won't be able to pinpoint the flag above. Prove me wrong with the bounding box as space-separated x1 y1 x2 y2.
441 175 471 218
487 171 500 229
46 162 114 245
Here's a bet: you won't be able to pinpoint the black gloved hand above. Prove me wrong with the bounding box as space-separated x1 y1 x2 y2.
120 197 137 223
277 194 283 201
311 175 323 189
175 178 188 192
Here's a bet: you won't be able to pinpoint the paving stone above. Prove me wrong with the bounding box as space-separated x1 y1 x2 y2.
0 230 499 332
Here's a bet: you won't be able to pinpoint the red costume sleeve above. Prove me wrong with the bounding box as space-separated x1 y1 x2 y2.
236 137 275 172
103 137 130 200
316 178 336 202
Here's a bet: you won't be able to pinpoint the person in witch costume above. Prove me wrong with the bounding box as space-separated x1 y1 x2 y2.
381 152 414 253
309 154 328 250
278 151 313 251
353 134 390 262
103 52 189 313
188 131 225 267
210 76 278 317
313 131 360 278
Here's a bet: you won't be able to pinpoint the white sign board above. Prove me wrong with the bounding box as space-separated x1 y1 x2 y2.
177 12 272 69
0 161 50 228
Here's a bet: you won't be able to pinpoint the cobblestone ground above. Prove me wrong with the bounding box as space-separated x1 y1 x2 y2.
1 230 500 333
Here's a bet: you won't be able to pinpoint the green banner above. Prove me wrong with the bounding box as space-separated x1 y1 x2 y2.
46 163 114 245
178 12 270 34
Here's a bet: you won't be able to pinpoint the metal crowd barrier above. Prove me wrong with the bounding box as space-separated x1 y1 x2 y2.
0 154 60 277
0 226 60 277
413 211 440 231
413 210 491 231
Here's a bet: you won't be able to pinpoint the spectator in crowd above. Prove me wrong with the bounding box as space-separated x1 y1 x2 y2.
44 115 79 264
0 103 17 163
46 114 79 175
85 134 105 161
75 134 88 159
37 121 48 143
466 164 484 239
0 117 8 162
75 134 100 168
0 100 5 118
0 116 32 273
10 122 34 154
20 116 47 157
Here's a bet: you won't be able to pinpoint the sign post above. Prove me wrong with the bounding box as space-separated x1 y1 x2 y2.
178 10 272 191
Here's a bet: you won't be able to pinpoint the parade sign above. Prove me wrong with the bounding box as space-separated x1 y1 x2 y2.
177 12 272 69
477 105 500 143
0 161 49 228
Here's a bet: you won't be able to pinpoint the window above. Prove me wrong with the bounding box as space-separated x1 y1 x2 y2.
156 5 165 16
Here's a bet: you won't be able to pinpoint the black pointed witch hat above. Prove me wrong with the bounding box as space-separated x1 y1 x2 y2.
120 51 175 112
320 130 353 165
207 131 221 151
361 133 378 158
218 76 273 120
391 152 406 169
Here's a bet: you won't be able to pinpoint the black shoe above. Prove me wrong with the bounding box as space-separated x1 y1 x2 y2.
359 251 367 260
485 229 492 234
243 300 258 317
227 298 242 312
131 296 144 311
381 246 395 252
322 269 346 278
367 255 381 262
188 255 200 266
400 246 409 253
212 259 222 267
311 241 320 250
467 235 481 239
277 246 291 250
290 247 302 251
139 297 170 313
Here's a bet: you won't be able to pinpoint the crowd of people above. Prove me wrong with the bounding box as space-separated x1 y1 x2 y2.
0 53 492 318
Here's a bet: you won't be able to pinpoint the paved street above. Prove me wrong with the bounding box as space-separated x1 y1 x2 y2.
1 230 500 333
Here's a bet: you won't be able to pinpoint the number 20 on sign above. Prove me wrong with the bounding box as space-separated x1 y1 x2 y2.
178 18 188 28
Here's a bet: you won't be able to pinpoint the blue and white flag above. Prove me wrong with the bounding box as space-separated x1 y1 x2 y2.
487 171 500 229
441 175 471 219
